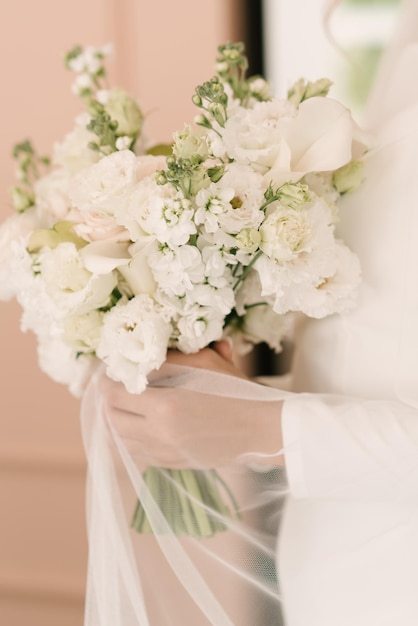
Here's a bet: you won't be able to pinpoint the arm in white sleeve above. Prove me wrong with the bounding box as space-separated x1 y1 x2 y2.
282 394 418 501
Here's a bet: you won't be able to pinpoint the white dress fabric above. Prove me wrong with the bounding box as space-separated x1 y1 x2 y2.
278 2 418 623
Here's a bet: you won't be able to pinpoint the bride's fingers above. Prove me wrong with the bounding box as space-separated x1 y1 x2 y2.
106 406 194 468
212 339 233 362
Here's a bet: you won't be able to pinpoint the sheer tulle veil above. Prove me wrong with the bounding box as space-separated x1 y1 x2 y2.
81 367 291 625
80 1 418 624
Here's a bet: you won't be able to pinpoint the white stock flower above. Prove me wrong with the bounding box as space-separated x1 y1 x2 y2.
189 282 234 316
96 295 172 394
71 73 94 96
38 242 117 316
198 238 236 288
119 177 196 245
116 136 133 151
175 304 225 353
53 113 100 173
195 185 235 233
149 244 205 297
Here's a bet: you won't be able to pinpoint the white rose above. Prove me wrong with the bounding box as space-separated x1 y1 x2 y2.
70 150 138 242
96 295 172 394
260 207 312 262
260 196 334 263
53 112 100 173
277 241 361 318
213 99 295 168
102 87 143 137
172 125 209 160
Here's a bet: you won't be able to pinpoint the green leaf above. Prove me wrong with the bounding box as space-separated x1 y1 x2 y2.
27 221 87 253
146 143 173 157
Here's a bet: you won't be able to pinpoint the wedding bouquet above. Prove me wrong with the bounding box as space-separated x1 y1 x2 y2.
0 42 364 536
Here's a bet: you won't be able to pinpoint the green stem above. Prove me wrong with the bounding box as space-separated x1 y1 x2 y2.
233 250 263 291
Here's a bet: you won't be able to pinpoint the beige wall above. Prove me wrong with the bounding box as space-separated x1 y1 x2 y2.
0 1 242 624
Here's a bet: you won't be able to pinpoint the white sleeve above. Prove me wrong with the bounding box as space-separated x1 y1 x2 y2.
282 394 418 501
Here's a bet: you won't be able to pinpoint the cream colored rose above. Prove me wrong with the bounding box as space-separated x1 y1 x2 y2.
103 87 143 137
260 207 311 261
173 125 209 160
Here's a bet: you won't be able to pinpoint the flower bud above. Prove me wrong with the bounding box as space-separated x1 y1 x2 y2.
277 183 312 209
332 160 364 194
10 186 34 212
172 125 209 160
103 87 143 137
236 228 261 253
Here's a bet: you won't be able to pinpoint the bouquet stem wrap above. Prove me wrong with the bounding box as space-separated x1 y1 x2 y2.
131 467 239 537
81 365 289 626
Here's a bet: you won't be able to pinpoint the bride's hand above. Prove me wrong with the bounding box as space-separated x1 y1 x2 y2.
101 341 284 469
